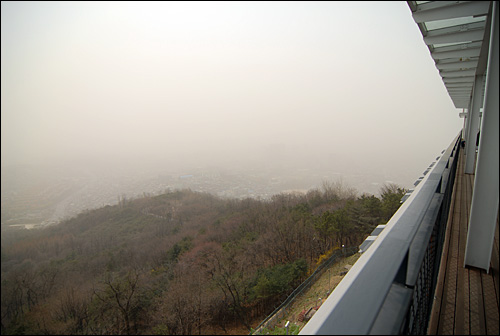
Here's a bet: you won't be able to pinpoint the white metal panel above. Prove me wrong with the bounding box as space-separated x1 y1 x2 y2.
441 69 477 77
464 1 499 272
447 87 473 90
425 21 486 36
424 29 485 44
413 1 490 23
433 41 482 52
436 60 478 70
446 81 474 85
443 76 475 83
425 16 487 31
450 94 472 98
431 47 481 59
453 101 470 108
409 1 492 109
465 75 484 172
416 1 469 12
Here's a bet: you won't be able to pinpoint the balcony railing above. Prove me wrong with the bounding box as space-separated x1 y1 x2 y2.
299 133 462 335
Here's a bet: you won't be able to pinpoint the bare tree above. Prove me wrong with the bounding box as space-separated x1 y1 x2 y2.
92 269 141 335
322 179 357 201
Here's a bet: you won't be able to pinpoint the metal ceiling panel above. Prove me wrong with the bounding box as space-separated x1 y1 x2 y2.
412 1 490 23
436 60 478 70
424 29 485 44
408 1 492 109
425 21 486 36
431 47 481 59
443 76 475 83
441 69 477 77
445 83 474 89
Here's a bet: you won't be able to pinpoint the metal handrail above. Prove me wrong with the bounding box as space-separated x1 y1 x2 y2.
299 132 461 335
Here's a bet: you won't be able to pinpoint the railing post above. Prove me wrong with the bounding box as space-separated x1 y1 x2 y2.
395 251 409 285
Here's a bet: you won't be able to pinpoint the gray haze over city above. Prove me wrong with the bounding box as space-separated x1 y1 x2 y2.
1 1 463 228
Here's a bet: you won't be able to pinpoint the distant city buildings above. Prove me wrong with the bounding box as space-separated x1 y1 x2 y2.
2 165 416 230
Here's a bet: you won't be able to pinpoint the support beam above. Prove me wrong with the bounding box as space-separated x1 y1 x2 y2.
437 60 478 71
426 21 486 38
464 75 484 173
443 76 475 83
446 81 474 86
432 47 481 59
424 29 485 45
434 41 482 52
441 69 477 77
464 1 499 272
447 89 473 93
450 97 472 101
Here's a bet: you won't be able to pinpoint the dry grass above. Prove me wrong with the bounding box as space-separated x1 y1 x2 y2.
266 252 362 332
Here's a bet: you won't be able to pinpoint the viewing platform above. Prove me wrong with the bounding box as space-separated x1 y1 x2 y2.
428 149 499 335
298 1 498 334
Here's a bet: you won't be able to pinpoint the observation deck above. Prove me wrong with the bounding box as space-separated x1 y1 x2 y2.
427 148 498 335
299 1 499 334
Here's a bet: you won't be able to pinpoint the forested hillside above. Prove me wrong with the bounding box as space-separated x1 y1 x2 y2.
1 182 405 335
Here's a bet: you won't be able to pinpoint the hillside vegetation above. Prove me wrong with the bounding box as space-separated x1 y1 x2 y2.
1 181 405 335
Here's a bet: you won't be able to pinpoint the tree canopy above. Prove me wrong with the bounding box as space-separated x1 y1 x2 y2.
1 182 405 335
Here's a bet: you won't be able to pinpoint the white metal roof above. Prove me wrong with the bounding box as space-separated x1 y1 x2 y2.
407 1 492 108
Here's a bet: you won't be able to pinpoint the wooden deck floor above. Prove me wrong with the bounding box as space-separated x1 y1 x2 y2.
427 149 499 335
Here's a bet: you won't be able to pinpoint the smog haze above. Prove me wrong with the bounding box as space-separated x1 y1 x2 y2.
2 1 462 198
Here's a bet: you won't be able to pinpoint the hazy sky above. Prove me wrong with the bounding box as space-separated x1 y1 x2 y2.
1 1 463 185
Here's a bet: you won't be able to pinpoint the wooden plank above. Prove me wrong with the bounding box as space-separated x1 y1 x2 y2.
437 154 463 335
464 158 486 335
470 150 500 335
463 157 472 335
427 149 500 336
427 152 462 335
454 154 469 335
428 146 499 335
469 268 485 334
427 215 453 333
492 217 500 307
464 262 470 334
481 178 499 336
482 271 499 335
